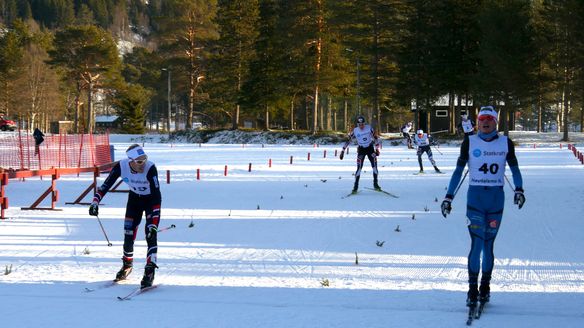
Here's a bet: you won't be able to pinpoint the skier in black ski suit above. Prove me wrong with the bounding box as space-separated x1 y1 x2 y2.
340 115 381 192
89 144 161 288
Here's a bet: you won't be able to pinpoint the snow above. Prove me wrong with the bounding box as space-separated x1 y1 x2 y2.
1 132 584 327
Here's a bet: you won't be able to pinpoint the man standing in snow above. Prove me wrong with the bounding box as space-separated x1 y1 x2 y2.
440 106 525 310
340 115 381 193
401 121 414 149
89 144 162 289
414 129 441 173
457 113 476 139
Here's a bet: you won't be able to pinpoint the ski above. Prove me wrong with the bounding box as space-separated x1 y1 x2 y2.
364 187 399 198
341 191 358 199
413 171 445 175
117 284 159 301
84 279 130 293
476 302 486 319
466 305 477 326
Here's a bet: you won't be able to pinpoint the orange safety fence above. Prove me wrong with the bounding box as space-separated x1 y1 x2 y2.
0 132 111 170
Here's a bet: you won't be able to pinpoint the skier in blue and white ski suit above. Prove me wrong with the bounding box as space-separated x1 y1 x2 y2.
441 106 525 308
89 144 161 288
340 115 381 192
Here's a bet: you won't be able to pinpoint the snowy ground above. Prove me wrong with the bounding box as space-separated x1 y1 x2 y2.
1 132 584 327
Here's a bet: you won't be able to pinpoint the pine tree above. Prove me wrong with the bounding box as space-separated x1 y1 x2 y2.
47 25 121 133
211 0 259 130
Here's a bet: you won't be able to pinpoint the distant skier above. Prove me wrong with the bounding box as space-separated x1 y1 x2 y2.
89 144 162 288
401 121 414 149
457 113 476 139
33 128 44 155
441 106 525 311
340 115 381 192
414 129 441 173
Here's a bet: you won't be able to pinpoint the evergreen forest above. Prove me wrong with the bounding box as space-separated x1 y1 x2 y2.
1 0 584 141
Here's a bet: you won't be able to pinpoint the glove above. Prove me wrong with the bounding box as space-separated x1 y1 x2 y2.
514 187 525 209
339 149 345 160
441 196 453 218
375 148 380 156
147 224 158 239
89 202 99 216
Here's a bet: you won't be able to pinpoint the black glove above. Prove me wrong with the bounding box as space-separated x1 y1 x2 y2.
514 187 525 209
375 148 380 156
89 202 99 216
146 224 158 239
339 149 345 160
441 195 453 218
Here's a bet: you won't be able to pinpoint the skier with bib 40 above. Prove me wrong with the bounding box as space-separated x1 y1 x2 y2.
89 144 162 289
441 106 525 314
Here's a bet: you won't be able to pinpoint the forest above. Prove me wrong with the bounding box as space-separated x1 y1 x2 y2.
1 0 583 140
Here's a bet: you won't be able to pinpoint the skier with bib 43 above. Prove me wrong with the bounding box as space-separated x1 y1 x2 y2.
414 129 441 174
89 144 162 289
440 106 525 315
340 115 381 193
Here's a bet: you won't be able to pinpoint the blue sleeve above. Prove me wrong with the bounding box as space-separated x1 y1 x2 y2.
445 138 469 198
507 138 523 189
446 164 466 197
93 162 121 202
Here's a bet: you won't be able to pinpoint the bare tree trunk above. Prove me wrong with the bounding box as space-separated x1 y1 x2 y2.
87 79 93 134
344 98 348 132
264 104 269 130
448 93 455 134
312 1 323 134
290 96 295 130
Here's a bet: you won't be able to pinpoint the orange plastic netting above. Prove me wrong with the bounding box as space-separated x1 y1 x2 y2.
0 132 111 170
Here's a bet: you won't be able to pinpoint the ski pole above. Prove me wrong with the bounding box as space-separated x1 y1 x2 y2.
432 145 443 155
95 215 113 247
158 224 176 233
504 175 515 192
453 170 469 197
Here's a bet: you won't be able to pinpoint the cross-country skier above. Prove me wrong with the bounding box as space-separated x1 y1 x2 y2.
401 121 414 149
89 144 162 288
457 113 476 139
340 115 381 192
440 106 525 311
414 129 441 173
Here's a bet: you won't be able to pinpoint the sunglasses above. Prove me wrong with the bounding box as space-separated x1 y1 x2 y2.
477 115 495 122
133 158 147 165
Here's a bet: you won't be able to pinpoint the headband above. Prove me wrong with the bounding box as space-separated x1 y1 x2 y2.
126 146 146 160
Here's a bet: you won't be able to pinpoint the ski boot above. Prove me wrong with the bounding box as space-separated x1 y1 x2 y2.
373 174 381 190
434 166 441 173
115 257 133 281
352 177 360 194
140 262 158 289
466 285 479 308
479 283 490 304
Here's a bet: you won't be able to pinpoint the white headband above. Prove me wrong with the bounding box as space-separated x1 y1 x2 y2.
478 106 498 122
126 146 146 160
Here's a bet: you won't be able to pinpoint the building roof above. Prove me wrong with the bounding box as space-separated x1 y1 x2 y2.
95 115 119 123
